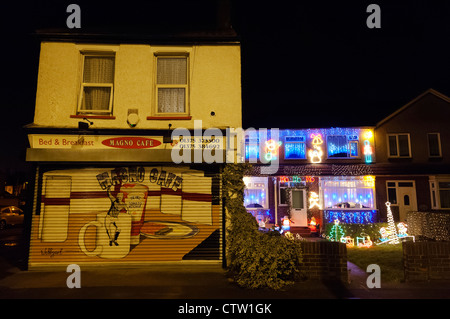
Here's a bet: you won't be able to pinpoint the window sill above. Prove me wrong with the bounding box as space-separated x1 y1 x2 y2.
71 115 116 119
147 116 192 120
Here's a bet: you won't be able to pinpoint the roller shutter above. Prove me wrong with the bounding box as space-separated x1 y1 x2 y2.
28 165 222 268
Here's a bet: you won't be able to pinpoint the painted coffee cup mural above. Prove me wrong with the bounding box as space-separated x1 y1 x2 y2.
78 212 132 259
29 166 221 267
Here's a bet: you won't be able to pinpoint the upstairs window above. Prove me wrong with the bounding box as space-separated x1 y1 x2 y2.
245 137 260 161
427 133 442 157
78 54 115 115
387 134 411 157
327 135 359 158
284 136 306 159
155 56 189 115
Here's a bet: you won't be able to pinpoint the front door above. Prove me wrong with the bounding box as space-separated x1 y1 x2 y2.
290 189 307 226
397 183 417 221
387 181 417 221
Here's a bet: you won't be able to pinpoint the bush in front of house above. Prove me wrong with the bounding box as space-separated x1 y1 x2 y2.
223 164 303 290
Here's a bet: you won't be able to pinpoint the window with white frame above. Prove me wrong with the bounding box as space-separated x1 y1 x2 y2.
430 178 450 209
427 133 442 157
155 55 189 115
78 53 115 115
387 133 411 157
327 135 359 158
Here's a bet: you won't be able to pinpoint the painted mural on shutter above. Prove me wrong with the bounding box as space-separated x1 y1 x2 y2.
28 166 222 268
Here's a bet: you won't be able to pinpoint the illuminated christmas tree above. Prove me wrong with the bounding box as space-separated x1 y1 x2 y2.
385 202 399 244
329 219 345 242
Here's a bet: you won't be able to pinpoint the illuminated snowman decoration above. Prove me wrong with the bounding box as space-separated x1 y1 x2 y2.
397 222 408 237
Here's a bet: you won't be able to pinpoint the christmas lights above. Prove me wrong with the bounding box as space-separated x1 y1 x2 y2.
324 210 377 224
308 133 324 163
264 139 282 161
356 233 373 248
340 236 355 248
309 192 322 209
385 202 399 244
329 219 345 242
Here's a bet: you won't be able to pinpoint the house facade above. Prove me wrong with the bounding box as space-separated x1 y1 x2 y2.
243 89 450 237
25 29 241 269
373 89 450 222
243 127 377 235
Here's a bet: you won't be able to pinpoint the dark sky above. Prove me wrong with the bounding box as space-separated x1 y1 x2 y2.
2 0 450 173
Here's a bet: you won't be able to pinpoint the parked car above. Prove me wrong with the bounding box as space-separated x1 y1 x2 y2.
0 206 24 229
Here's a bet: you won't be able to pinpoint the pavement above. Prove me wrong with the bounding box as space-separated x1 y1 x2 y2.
1 227 450 302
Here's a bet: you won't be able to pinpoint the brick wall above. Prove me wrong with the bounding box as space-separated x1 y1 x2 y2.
300 241 348 282
403 241 450 282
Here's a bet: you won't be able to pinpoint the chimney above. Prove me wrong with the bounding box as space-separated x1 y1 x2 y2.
217 0 232 30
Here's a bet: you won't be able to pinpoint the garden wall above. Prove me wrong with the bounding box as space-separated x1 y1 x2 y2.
300 241 348 282
403 241 450 282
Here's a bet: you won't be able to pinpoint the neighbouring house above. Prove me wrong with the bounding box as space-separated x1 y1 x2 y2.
372 89 450 222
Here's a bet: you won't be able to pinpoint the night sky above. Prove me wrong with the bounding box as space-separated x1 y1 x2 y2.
2 0 449 174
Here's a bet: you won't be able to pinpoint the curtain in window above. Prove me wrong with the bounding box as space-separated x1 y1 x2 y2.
157 58 187 113
158 88 185 113
82 56 114 111
323 179 374 208
84 57 115 83
157 58 187 84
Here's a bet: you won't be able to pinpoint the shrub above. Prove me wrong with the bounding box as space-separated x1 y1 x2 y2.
223 164 303 289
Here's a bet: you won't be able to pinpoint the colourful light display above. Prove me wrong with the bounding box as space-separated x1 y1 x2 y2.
329 219 345 242
309 192 322 209
264 139 282 161
308 133 324 163
363 175 375 187
340 236 355 248
356 233 373 248
279 175 315 183
324 210 377 224
363 130 374 164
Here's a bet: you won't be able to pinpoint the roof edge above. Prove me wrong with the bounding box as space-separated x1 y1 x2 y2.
376 88 450 128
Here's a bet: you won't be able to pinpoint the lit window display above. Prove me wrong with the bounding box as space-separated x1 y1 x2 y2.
243 176 268 209
321 176 377 224
243 176 273 226
245 137 259 161
321 176 374 209
327 135 359 158
284 136 306 159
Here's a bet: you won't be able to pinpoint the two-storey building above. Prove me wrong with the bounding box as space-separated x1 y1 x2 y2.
373 89 450 222
25 28 241 269
243 127 377 235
